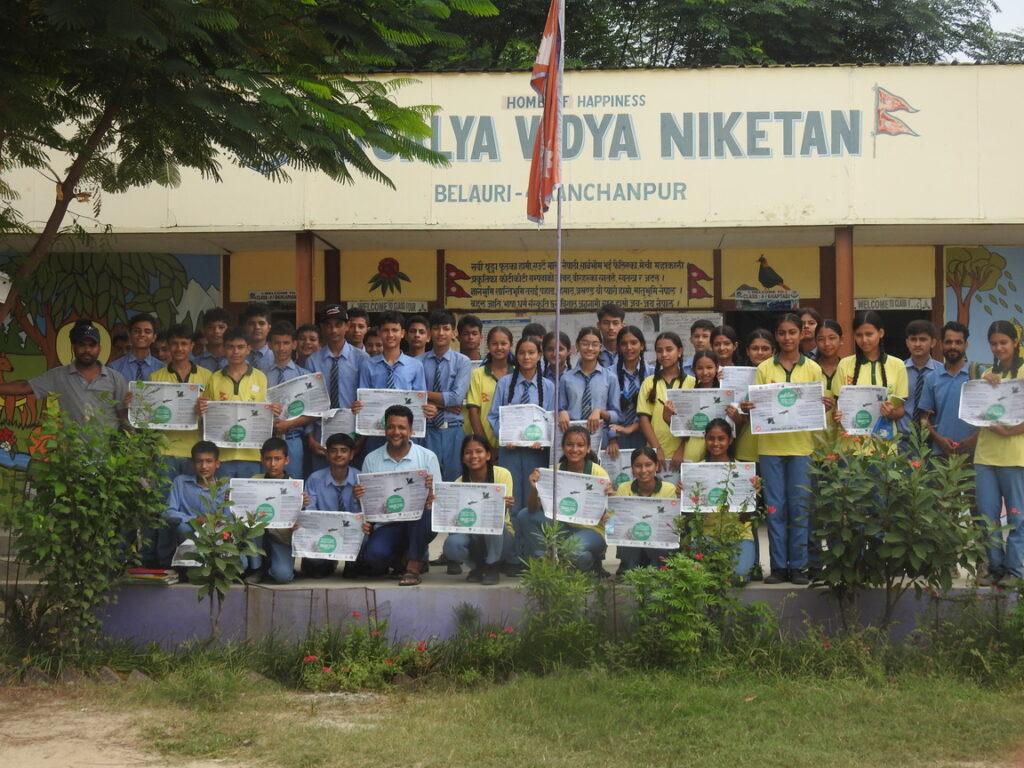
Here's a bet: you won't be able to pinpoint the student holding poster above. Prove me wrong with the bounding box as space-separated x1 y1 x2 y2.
746 313 825 585
489 337 554 512
606 326 649 458
832 311 908 440
613 445 679 575
557 326 621 450
441 434 516 585
519 425 614 576
662 349 724 463
464 325 515 453
637 332 687 472
304 432 361 579
973 321 1024 585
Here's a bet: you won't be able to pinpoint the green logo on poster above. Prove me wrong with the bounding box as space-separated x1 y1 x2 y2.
288 400 305 417
558 497 579 516
523 424 542 441
616 472 630 485
708 487 725 505
457 508 477 526
777 388 797 407
153 405 172 424
631 522 652 541
854 409 873 429
386 494 405 513
317 535 337 553
987 404 1006 421
256 503 275 522
691 412 709 431
228 425 246 442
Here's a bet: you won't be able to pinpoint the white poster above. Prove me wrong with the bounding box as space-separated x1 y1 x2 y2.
535 468 610 527
837 385 888 436
292 511 363 562
606 496 681 549
228 478 304 529
358 469 431 522
431 482 508 535
355 388 427 437
958 379 1024 427
267 373 331 418
128 381 200 430
498 404 553 447
203 401 275 449
679 462 758 513
665 388 736 437
599 448 634 488
747 381 826 434
320 408 357 446
720 366 757 402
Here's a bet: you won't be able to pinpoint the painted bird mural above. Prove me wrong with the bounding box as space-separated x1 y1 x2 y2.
757 255 790 290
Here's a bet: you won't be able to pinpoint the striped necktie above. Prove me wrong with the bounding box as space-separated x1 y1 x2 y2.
134 360 145 381
911 367 927 423
329 356 340 409
430 356 444 427
275 367 285 386
518 379 532 405
621 370 638 425
336 484 346 512
581 371 594 417
385 362 396 389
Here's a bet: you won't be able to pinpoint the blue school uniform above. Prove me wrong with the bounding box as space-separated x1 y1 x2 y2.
609 362 650 452
558 365 622 436
898 356 943 435
489 371 555 513
917 363 976 454
359 352 426 391
267 359 313 479
109 353 163 382
418 348 472 481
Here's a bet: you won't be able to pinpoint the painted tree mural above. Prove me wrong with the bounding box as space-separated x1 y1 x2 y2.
6 252 187 369
945 246 1020 326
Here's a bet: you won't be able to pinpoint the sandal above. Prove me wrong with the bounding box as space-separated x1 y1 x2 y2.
399 570 422 587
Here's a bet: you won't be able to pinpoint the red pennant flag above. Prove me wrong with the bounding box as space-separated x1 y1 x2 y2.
687 263 712 300
876 110 918 137
526 0 564 225
876 87 917 114
445 263 471 298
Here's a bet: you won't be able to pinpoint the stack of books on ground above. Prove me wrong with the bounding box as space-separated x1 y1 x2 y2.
124 568 179 586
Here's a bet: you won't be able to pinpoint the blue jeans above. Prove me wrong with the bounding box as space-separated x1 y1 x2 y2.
499 446 549 513
760 454 812 572
423 426 464 482
264 531 295 584
443 529 516 568
359 515 434 575
283 434 305 481
975 464 1024 579
514 507 605 572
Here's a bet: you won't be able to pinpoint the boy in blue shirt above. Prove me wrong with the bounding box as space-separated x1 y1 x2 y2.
419 309 472 481
162 441 227 565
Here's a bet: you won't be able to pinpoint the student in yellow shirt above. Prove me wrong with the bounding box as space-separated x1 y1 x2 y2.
199 328 276 478
832 311 908 439
974 320 1024 584
613 445 679 575
744 313 825 585
464 325 514 452
637 332 686 471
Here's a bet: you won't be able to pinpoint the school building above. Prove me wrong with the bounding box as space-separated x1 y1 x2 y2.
5 63 1024 368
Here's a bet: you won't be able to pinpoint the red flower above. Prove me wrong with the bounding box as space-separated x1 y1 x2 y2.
504 626 515 633
343 668 351 674
851 436 861 443
767 506 777 515
690 495 700 503
372 630 380 636
694 553 704 561
822 641 831 648
910 460 921 469
322 666 331 673
1012 508 1020 515
303 655 318 662
377 258 400 279
221 530 230 540
659 565 668 570
351 611 361 619
385 659 394 665
826 454 837 460
488 632 498 638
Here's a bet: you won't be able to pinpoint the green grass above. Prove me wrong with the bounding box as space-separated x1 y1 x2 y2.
128 669 1024 768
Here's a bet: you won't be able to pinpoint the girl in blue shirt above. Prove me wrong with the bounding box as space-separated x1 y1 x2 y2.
607 325 649 458
557 326 621 441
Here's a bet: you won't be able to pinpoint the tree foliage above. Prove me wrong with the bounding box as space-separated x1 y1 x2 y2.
410 0 1002 70
0 0 496 318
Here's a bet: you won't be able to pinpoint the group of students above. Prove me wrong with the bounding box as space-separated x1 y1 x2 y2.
30 297 1022 589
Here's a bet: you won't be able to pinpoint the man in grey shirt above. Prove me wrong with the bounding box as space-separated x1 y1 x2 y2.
0 319 128 426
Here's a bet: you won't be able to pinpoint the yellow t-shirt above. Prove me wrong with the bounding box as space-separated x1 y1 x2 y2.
549 461 610 537
636 374 685 458
679 376 710 463
754 355 826 456
463 363 503 446
834 354 909 442
615 478 678 498
205 366 269 463
148 364 213 458
974 367 1024 467
456 464 515 530
693 460 754 541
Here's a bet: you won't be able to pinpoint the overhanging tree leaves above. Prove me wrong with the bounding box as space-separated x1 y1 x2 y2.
0 0 496 319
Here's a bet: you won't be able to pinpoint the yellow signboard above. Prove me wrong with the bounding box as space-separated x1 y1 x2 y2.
721 248 820 301
444 250 714 311
340 250 437 305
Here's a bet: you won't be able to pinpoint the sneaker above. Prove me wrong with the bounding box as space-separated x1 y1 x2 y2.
481 564 500 586
764 569 789 584
790 571 810 586
465 568 483 583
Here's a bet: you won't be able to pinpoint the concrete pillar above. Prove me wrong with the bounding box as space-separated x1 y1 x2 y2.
295 231 315 325
834 226 854 356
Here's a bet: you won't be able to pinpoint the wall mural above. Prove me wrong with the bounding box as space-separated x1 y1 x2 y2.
0 252 221 472
945 246 1024 365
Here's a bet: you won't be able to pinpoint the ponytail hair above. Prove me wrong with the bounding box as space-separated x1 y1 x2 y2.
851 311 888 388
690 349 720 387
988 320 1023 377
647 331 684 404
616 325 647 409
507 336 544 407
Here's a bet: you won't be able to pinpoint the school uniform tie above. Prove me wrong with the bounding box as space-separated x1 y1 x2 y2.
336 484 346 512
581 371 595 418
430 356 444 428
621 371 638 425
134 360 145 381
385 362 397 389
329 356 340 409
911 367 927 423
518 379 533 405
274 367 285 386
250 349 263 367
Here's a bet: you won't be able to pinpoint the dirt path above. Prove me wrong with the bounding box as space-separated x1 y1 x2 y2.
0 686 239 768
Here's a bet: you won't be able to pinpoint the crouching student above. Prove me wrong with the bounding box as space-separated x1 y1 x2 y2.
441 434 516 585
303 433 360 579
248 437 311 584
162 441 228 566
614 445 679 576
518 425 614 575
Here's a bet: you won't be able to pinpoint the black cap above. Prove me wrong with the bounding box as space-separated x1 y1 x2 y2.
319 304 348 322
69 320 101 345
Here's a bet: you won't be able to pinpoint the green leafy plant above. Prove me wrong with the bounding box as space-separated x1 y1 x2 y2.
807 426 987 629
0 403 168 659
434 603 520 685
181 480 266 638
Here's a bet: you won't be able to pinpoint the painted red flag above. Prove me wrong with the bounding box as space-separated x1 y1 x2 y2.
876 87 917 114
526 0 564 225
445 263 471 298
687 263 712 300
876 110 918 137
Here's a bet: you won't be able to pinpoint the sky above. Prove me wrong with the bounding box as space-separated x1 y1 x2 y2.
991 4 1024 33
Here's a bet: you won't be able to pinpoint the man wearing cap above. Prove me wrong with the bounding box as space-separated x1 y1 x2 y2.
305 304 370 470
0 318 129 426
